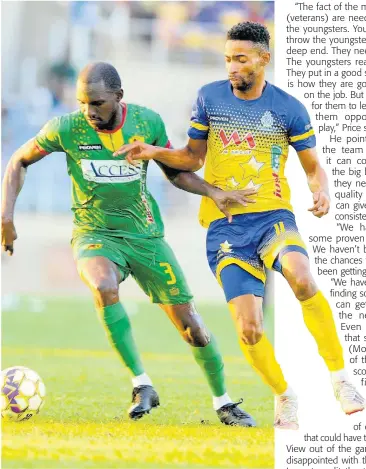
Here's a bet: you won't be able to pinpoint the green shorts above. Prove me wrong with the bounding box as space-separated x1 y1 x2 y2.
72 233 193 305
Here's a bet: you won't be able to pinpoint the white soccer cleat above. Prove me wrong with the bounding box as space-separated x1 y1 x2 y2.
333 381 365 415
274 394 299 430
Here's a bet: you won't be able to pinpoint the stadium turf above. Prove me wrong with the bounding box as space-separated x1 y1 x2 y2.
2 297 274 468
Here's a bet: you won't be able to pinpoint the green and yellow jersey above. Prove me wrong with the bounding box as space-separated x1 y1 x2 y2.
35 103 171 238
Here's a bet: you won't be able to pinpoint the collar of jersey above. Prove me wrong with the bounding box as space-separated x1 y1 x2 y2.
227 80 270 105
96 103 127 134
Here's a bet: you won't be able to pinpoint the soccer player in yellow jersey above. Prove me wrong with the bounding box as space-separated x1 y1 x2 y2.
114 22 364 428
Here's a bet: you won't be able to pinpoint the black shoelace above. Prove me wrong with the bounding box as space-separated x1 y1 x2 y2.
224 398 246 416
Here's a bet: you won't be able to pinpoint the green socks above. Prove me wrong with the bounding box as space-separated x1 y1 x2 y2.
98 303 144 376
191 334 226 397
99 304 226 398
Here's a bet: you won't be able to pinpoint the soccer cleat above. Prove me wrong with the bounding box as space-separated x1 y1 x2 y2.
274 394 299 430
128 385 160 420
333 381 365 415
217 399 256 427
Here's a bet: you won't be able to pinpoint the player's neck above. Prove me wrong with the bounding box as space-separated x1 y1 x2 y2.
108 104 123 131
98 104 123 132
233 79 267 101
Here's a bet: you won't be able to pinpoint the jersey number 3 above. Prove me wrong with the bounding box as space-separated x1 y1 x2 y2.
159 262 177 285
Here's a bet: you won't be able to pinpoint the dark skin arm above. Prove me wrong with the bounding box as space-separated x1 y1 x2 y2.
157 163 257 223
116 136 257 220
297 147 330 218
113 138 207 171
2 139 49 255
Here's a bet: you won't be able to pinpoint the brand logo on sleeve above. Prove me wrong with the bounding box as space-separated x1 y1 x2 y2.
81 159 142 183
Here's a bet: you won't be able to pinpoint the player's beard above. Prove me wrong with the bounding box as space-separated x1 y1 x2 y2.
95 108 119 131
233 76 255 93
232 73 256 92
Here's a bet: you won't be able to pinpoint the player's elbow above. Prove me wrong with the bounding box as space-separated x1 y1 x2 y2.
189 159 204 172
7 153 25 173
185 145 205 172
169 173 182 187
169 171 192 190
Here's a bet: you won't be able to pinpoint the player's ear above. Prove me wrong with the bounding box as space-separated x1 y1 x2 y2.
260 51 271 67
116 89 124 102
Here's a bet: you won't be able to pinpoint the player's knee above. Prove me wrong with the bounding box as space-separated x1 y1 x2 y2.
292 272 317 301
183 323 210 347
240 322 263 345
91 278 119 306
190 326 210 347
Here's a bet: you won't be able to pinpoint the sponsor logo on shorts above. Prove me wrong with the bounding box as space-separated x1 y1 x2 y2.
78 144 103 151
220 240 233 254
217 240 233 263
169 287 180 296
81 159 142 183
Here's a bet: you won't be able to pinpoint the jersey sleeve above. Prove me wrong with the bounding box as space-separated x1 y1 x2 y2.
152 113 172 148
187 91 209 140
287 99 316 151
34 117 64 154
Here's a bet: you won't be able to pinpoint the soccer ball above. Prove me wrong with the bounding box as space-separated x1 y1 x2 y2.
1 366 46 421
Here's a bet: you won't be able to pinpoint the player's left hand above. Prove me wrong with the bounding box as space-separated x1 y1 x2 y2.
113 142 157 165
1 218 17 256
308 191 330 218
210 187 257 223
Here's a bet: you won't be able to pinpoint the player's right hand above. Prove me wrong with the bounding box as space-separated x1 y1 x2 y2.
113 142 158 165
1 219 17 256
210 188 257 223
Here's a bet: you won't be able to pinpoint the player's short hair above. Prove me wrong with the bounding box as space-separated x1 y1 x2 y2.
79 62 122 92
227 22 270 51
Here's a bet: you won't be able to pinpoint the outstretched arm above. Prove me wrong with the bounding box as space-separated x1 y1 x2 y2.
2 139 49 255
113 138 207 172
157 163 257 223
297 147 330 218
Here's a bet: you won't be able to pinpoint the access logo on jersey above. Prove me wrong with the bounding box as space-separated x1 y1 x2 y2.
81 159 142 183
78 144 103 151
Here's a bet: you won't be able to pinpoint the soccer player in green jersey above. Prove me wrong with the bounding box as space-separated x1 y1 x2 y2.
1 62 257 426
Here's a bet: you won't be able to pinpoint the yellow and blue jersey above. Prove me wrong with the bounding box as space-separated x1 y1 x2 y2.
187 80 316 228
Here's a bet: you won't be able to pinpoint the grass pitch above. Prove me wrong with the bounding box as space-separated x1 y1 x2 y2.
2 297 274 468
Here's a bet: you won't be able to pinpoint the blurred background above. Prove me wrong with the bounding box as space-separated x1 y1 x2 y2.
2 0 274 303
